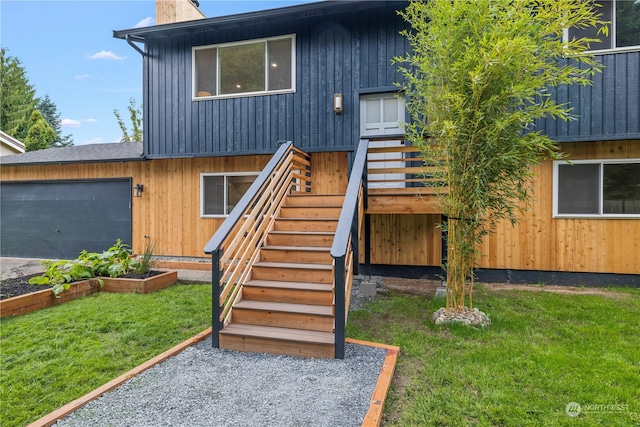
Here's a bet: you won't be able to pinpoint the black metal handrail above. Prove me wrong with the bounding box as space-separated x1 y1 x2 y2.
204 141 292 254
331 139 369 359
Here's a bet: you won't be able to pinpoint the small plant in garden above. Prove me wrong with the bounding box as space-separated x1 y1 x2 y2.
28 260 99 297
27 239 142 296
134 241 157 275
78 239 140 278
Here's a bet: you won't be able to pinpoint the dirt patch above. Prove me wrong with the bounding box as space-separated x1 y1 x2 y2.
483 282 629 300
380 277 627 300
382 277 442 298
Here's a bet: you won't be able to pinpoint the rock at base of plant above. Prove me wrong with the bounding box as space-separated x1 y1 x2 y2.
431 307 491 327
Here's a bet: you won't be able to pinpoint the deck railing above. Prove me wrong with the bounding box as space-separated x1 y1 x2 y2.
367 141 447 196
331 139 369 359
204 141 312 347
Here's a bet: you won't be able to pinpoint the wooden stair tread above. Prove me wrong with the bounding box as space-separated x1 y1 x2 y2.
245 280 333 291
220 324 334 344
262 245 330 251
254 261 332 270
234 300 333 315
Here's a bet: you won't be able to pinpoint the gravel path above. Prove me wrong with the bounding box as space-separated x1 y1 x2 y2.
54 338 387 427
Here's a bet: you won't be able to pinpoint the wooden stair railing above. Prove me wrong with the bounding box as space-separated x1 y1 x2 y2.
216 192 344 359
204 141 312 348
331 139 369 359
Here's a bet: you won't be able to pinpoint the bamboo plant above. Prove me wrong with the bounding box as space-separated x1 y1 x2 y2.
396 0 606 314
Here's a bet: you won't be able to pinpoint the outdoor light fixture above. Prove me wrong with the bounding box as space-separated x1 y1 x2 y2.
133 184 144 197
333 93 343 114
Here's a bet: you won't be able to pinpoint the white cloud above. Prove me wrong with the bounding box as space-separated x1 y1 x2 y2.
89 50 126 61
74 74 90 80
134 17 154 28
60 119 81 128
82 118 98 123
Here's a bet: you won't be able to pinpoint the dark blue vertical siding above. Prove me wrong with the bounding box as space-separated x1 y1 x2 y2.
541 51 640 142
141 4 639 158
142 4 409 158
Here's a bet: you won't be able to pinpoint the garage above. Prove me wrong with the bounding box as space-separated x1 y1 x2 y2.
1 179 132 259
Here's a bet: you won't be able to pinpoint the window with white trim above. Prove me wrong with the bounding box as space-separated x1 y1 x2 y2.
566 0 640 52
193 35 295 99
553 160 640 217
201 173 258 217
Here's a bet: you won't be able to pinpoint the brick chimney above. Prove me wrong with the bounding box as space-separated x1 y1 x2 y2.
156 0 205 25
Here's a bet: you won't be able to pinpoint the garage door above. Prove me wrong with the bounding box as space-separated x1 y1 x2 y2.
1 179 132 259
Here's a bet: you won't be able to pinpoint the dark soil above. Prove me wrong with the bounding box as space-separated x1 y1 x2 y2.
0 273 50 300
0 270 166 300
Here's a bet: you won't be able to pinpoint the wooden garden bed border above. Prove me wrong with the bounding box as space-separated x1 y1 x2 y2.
27 332 399 427
1 271 178 318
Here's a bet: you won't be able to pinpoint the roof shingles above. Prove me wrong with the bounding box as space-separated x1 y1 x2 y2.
0 142 144 166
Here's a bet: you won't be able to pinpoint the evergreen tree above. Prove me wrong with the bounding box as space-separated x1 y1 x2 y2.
38 94 73 147
24 110 56 151
0 48 37 140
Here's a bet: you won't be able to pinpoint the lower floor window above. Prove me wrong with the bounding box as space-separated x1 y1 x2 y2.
201 173 258 217
554 159 640 217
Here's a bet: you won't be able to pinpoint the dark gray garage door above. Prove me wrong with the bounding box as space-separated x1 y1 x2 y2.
1 179 132 259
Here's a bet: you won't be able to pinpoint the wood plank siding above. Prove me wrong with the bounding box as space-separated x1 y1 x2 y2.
1 155 269 257
0 152 347 258
477 139 640 275
141 3 410 158
537 51 640 142
365 140 640 274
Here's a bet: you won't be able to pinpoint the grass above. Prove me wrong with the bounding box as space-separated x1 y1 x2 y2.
2 282 638 427
346 285 640 427
0 284 212 427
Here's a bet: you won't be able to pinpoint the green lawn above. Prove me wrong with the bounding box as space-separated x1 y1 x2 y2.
0 284 212 427
2 282 639 427
347 285 640 427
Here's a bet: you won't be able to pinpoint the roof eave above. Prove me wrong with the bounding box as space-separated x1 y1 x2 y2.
113 1 405 40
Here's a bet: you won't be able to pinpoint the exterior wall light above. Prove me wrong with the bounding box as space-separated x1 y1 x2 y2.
133 183 144 197
334 93 343 114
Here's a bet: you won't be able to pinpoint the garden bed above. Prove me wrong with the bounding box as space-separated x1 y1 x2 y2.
0 278 102 318
0 270 178 318
101 270 178 294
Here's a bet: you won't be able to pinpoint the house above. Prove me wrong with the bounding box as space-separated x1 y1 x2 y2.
0 130 26 156
1 0 638 357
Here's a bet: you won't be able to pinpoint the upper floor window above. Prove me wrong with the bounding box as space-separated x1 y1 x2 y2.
194 35 295 99
567 0 640 52
553 159 640 218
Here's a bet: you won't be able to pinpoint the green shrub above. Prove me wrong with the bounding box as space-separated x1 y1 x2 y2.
28 239 145 296
28 260 98 297
78 239 139 278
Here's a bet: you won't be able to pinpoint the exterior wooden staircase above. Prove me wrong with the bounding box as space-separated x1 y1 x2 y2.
205 140 367 359
219 193 344 358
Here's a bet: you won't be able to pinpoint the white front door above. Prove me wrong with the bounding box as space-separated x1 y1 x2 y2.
360 94 406 188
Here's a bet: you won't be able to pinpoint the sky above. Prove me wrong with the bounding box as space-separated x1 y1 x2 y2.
1 0 314 145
